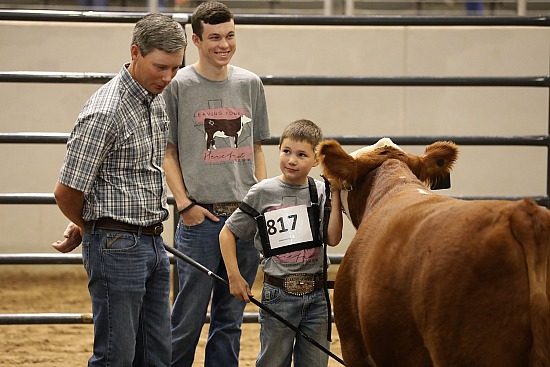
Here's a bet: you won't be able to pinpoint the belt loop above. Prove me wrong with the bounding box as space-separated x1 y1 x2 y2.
137 226 143 237
89 220 97 235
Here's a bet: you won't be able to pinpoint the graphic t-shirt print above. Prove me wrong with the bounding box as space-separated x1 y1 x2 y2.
194 104 253 163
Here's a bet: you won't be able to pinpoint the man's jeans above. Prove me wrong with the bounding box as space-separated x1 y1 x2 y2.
82 226 171 367
257 286 330 367
171 216 260 367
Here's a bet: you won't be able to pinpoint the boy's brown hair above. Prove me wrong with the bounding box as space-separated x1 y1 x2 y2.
279 119 323 151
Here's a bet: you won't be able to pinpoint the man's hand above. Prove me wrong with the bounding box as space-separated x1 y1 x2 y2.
51 222 83 253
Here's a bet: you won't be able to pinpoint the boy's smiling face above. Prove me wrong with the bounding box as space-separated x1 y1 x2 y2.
278 138 318 185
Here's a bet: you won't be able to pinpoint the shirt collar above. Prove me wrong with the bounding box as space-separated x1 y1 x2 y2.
121 63 155 104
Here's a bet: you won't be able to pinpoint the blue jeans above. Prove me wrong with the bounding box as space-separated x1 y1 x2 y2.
171 216 260 367
257 285 330 367
82 226 172 367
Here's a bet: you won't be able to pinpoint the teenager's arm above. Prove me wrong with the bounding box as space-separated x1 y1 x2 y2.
164 142 218 223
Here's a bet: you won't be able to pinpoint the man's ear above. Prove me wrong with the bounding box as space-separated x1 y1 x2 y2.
130 44 140 61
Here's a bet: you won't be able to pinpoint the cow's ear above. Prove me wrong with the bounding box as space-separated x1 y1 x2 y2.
420 141 458 189
318 140 358 190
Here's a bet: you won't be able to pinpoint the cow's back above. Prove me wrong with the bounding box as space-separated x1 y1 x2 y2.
335 185 550 366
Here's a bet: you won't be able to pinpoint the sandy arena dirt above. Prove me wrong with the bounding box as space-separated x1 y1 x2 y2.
0 265 343 366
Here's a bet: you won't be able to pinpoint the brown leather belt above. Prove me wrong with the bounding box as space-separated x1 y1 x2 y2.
196 202 240 217
264 273 325 296
88 218 164 236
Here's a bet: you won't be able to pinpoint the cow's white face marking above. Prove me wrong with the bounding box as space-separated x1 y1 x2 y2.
340 138 402 223
349 137 403 158
208 115 253 149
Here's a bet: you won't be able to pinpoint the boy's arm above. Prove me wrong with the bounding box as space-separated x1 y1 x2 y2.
219 225 254 302
326 187 344 247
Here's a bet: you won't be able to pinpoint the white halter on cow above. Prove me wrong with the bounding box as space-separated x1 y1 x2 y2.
340 137 403 224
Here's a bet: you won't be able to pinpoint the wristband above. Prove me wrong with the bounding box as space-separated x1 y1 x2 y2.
178 201 196 215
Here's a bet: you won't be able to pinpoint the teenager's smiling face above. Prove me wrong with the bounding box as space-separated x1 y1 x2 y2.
279 138 318 185
194 20 236 69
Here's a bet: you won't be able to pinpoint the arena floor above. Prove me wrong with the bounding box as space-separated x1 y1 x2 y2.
0 265 342 366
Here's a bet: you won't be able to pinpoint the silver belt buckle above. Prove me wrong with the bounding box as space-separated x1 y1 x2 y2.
212 202 240 216
283 274 315 296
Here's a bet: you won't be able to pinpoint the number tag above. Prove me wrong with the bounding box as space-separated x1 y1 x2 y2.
263 205 313 251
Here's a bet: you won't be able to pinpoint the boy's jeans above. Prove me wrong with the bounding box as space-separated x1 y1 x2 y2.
257 285 330 367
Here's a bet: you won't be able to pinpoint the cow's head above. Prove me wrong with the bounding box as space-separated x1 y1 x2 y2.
318 138 459 228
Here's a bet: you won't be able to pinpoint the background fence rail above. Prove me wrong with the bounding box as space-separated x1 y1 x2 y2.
1 10 550 25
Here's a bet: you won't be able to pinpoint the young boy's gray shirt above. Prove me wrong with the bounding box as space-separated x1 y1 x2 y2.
225 176 330 278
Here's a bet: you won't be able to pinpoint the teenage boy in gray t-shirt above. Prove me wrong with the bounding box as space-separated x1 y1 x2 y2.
162 2 270 366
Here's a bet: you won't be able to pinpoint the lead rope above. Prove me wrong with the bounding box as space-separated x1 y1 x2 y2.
322 175 333 342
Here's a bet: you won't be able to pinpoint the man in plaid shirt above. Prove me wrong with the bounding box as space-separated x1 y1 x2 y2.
51 13 186 367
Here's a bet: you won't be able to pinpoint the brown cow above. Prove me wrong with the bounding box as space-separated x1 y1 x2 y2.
318 138 550 367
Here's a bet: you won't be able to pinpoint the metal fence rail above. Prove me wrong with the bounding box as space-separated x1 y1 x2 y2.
0 253 344 265
2 72 550 87
1 9 550 25
0 0 549 16
2 132 550 146
0 312 263 325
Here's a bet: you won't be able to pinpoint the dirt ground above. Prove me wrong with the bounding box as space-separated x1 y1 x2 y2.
0 265 343 366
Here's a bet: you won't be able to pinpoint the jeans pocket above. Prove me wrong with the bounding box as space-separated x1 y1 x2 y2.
82 241 91 276
101 231 138 252
182 218 206 230
262 284 282 305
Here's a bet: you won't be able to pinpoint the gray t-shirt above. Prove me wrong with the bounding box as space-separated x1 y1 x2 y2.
163 65 271 203
225 176 330 277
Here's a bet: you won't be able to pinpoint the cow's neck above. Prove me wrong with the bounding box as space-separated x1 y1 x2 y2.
362 159 427 220
347 167 377 228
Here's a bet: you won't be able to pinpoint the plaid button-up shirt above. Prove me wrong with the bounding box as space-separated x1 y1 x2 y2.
59 65 169 226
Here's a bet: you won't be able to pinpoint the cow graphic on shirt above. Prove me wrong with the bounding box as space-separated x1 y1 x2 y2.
204 115 252 150
194 105 253 163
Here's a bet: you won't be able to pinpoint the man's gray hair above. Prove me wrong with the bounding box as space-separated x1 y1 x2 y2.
132 13 187 56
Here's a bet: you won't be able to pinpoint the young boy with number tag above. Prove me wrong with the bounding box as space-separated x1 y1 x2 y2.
219 119 343 367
